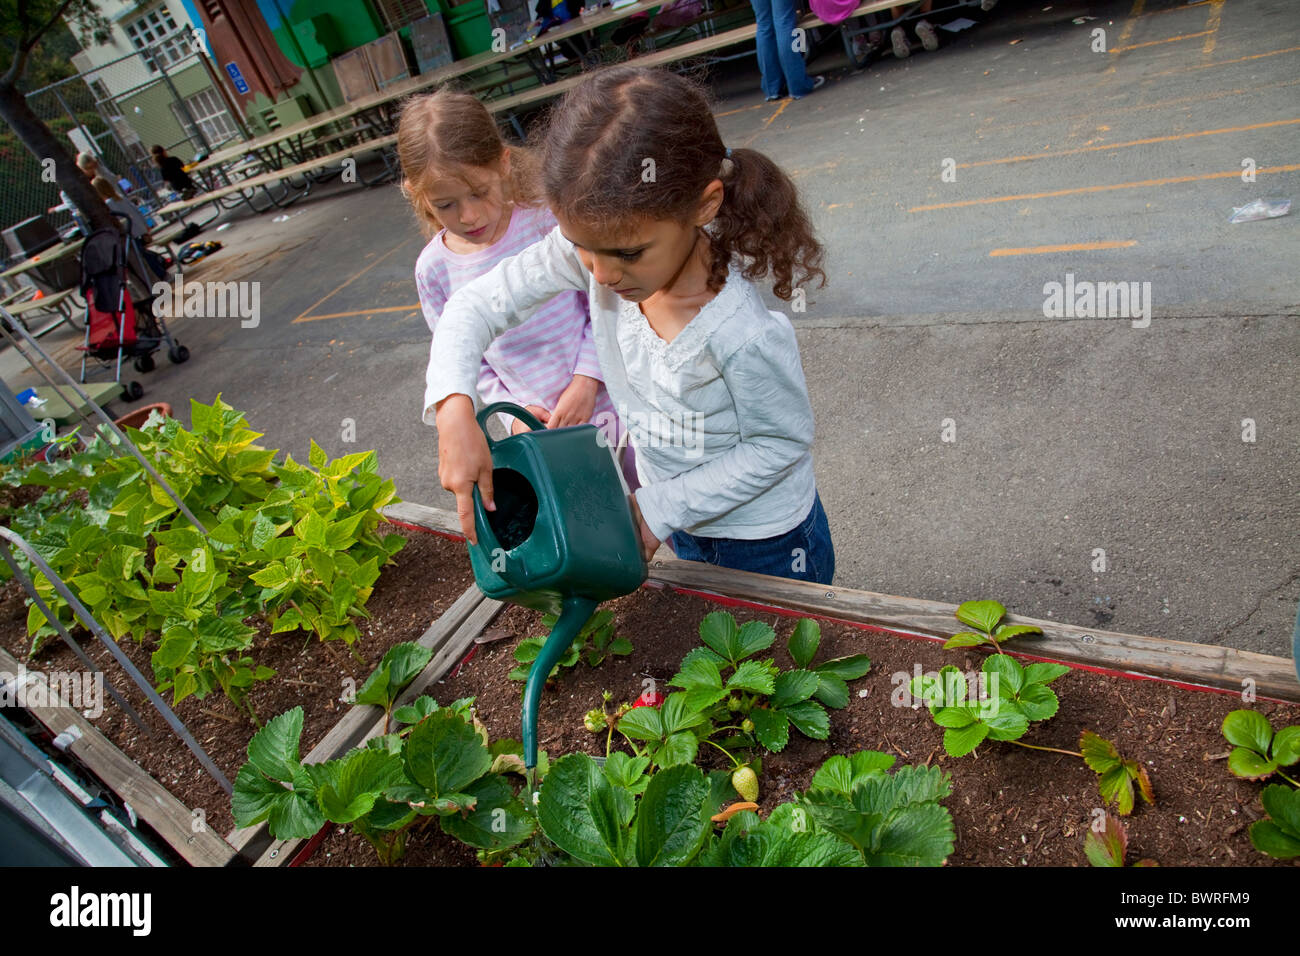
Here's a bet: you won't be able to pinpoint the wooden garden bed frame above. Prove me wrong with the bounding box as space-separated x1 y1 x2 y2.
11 500 1293 866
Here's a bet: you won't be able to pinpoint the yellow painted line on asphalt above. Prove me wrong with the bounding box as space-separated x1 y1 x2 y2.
1105 0 1146 75
744 98 791 146
957 119 1300 169
1203 0 1224 55
293 305 420 323
1112 29 1213 53
1148 44 1300 76
989 241 1137 257
715 102 770 118
908 163 1300 213
971 78 1300 137
292 238 416 323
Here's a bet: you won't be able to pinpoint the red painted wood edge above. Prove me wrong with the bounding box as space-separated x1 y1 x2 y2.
388 518 1291 705
289 822 335 867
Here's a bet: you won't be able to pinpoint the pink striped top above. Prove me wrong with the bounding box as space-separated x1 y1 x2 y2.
416 204 615 427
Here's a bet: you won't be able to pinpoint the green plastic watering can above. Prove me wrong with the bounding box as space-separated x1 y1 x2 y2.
466 402 646 770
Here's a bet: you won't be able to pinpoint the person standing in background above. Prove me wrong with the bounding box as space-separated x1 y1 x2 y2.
751 0 825 101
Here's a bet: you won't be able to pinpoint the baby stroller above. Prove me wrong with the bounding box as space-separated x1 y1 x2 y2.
78 216 189 401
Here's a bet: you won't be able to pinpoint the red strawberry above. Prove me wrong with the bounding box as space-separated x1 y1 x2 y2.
630 690 665 709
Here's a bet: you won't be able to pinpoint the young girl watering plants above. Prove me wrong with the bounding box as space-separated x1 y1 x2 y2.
426 65 835 584
400 89 627 459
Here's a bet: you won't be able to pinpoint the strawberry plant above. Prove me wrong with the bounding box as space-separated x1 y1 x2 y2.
910 645 1154 815
942 599 1042 653
1080 730 1154 815
0 396 405 715
909 659 1070 757
1249 785 1300 859
795 751 955 866
1084 813 1157 867
232 701 535 864
354 641 434 731
1221 710 1300 784
508 608 633 683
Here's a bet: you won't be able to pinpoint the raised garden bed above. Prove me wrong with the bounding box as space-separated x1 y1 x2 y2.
0 526 475 843
4 495 1297 867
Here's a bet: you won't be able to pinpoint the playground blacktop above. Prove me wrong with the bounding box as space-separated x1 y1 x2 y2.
4 0 1297 657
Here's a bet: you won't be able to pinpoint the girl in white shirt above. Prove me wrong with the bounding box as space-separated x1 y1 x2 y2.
427 65 835 584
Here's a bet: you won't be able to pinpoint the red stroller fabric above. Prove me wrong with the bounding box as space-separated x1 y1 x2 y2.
85 287 138 350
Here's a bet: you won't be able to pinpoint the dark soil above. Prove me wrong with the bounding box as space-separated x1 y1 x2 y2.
0 525 475 839
315 564 1300 868
4 520 1297 868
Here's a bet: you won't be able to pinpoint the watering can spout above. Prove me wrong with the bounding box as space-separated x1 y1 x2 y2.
523 594 598 770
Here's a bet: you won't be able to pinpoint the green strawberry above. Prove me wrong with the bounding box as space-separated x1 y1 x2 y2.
583 708 606 733
741 718 755 734
731 766 759 802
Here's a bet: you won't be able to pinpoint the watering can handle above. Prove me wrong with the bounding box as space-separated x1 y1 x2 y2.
476 402 546 446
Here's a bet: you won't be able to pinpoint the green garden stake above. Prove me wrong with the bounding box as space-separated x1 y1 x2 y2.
464 402 646 770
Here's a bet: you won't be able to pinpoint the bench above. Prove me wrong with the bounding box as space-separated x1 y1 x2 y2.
158 134 400 220
4 289 80 337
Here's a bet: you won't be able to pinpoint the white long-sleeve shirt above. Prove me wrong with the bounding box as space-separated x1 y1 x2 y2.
424 225 817 542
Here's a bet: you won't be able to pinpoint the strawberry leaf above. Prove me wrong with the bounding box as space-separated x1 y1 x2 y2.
943 632 987 649
954 600 1005 634
770 669 820 708
813 674 850 709
982 654 1024 696
1271 726 1300 767
783 699 830 740
993 623 1043 642
1023 661 1071 685
1227 747 1278 780
750 707 791 752
1014 683 1059 722
943 721 990 757
1222 709 1273 756
1079 730 1121 774
1083 814 1127 867
788 618 820 669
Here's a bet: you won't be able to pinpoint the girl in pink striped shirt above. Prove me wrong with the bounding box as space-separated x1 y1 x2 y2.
398 90 627 463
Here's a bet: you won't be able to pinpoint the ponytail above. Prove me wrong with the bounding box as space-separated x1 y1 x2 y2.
708 148 825 301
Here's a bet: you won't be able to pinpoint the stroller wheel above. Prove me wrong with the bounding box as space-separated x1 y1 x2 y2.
122 381 144 401
168 344 190 364
134 354 155 373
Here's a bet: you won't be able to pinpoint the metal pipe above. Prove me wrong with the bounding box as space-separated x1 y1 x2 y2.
0 304 210 537
0 527 231 794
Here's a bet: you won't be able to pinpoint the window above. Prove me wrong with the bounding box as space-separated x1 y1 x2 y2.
170 88 239 150
126 5 191 72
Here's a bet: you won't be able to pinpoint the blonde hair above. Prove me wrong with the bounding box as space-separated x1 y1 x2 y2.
395 89 540 238
91 176 120 200
76 151 99 173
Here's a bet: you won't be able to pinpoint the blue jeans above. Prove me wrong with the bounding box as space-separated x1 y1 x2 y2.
669 492 835 584
750 0 814 98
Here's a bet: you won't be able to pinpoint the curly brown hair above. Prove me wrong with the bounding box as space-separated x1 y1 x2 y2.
537 65 825 300
395 88 541 238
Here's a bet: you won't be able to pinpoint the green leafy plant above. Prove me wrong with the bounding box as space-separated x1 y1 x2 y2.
942 599 1042 653
0 396 405 717
796 751 955 866
1249 785 1300 860
232 702 535 864
1080 730 1154 815
607 613 868 805
1221 710 1300 784
1084 812 1157 867
354 642 433 731
508 608 633 683
910 635 1154 815
909 659 1070 757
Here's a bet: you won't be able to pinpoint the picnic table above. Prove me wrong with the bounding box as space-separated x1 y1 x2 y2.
28 382 124 427
156 1 906 225
0 240 80 281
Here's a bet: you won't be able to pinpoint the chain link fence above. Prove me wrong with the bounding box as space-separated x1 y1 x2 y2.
4 36 245 250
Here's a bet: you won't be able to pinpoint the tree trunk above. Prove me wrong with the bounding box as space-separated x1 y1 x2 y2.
0 78 116 234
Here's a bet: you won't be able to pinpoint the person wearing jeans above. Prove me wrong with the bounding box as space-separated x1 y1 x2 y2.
751 0 825 100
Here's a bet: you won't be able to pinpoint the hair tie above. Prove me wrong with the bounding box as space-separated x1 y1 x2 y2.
724 147 732 158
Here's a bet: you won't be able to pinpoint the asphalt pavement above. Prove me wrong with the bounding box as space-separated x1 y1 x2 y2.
4 0 1296 657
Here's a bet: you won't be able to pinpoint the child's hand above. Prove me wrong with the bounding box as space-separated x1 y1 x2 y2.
548 374 600 429
435 393 495 543
628 494 661 563
511 404 550 435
